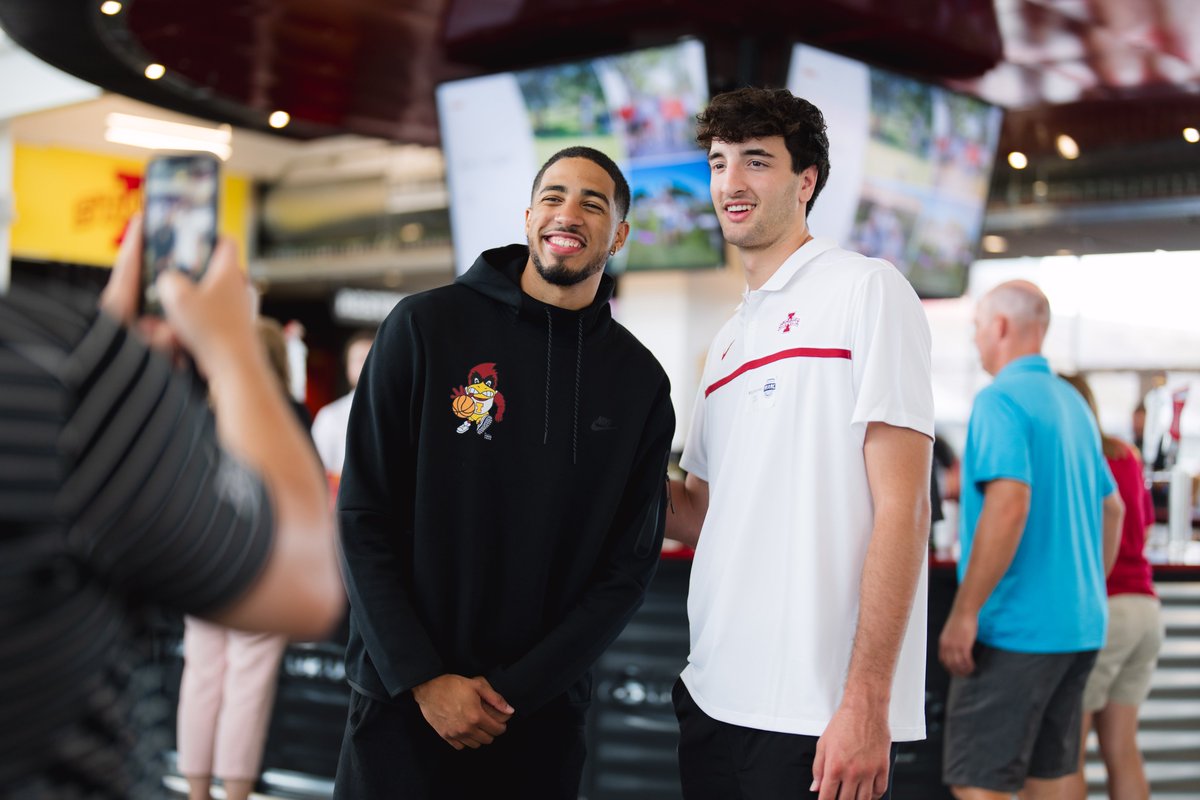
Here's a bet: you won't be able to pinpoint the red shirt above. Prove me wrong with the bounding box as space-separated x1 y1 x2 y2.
1106 443 1156 597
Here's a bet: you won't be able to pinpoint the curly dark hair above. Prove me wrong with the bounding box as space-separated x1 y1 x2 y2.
530 146 631 221
696 87 831 213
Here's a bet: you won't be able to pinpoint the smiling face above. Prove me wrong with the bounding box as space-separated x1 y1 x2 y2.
524 157 629 289
707 136 817 254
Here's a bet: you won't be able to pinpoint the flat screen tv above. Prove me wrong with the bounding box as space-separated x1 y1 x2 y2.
788 44 1003 298
436 39 720 275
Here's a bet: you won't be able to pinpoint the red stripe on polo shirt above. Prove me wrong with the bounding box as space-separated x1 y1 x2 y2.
705 347 852 397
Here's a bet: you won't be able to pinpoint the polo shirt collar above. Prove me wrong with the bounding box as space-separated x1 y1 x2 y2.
996 354 1050 380
750 236 840 295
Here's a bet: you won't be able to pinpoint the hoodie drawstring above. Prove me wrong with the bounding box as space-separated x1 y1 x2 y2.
572 316 582 466
543 309 552 446
543 309 584 465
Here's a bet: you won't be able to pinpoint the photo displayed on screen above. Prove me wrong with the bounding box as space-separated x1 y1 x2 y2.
787 44 1002 298
437 39 721 274
142 155 218 312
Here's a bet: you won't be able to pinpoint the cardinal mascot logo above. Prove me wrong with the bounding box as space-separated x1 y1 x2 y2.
450 362 506 440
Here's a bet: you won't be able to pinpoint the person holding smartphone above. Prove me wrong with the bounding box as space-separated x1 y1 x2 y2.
0 215 343 798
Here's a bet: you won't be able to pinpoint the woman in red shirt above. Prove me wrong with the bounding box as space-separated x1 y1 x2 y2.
1064 374 1162 800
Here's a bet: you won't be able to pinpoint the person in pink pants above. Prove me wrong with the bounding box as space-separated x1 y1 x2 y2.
177 617 287 800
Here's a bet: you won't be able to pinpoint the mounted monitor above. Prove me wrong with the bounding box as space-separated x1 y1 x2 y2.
788 44 1003 298
436 39 720 275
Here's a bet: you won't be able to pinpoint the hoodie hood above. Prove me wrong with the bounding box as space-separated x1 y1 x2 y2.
456 244 616 331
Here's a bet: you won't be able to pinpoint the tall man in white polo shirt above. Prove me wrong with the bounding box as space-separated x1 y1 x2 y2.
666 87 935 800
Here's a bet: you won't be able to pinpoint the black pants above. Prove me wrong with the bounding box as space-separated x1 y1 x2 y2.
673 679 898 800
333 688 587 799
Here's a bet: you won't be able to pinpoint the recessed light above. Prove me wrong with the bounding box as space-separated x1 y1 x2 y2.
1056 134 1080 160
144 63 165 80
982 235 1008 254
1185 127 1200 144
268 110 290 129
1007 151 1028 169
100 1 122 15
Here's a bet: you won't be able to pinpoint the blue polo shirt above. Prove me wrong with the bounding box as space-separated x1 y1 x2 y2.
959 355 1115 653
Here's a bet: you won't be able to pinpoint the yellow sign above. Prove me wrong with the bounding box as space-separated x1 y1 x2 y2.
11 144 250 268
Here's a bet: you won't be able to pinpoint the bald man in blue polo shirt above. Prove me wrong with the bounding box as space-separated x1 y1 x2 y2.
939 280 1124 800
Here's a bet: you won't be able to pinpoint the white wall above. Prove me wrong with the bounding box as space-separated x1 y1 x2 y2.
0 30 101 293
0 33 99 120
614 256 744 452
930 252 1200 450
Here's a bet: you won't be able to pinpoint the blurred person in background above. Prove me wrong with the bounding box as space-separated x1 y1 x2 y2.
940 281 1122 800
1062 374 1161 800
0 216 343 799
259 317 313 431
311 329 375 481
1131 398 1146 456
934 434 961 503
174 317 310 800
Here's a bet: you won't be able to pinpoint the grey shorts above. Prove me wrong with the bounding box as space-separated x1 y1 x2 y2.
1083 594 1163 712
943 643 1097 793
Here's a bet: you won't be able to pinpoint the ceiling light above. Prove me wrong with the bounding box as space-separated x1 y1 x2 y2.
100 1 122 15
104 112 232 160
982 235 1008 254
144 63 165 80
1055 248 1074 256
268 110 290 129
1185 127 1200 144
1033 180 1049 198
1056 134 1080 160
1007 151 1028 169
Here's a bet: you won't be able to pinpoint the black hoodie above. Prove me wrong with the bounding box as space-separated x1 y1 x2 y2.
338 244 675 717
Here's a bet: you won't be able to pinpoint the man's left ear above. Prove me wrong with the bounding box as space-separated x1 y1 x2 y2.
798 165 818 204
609 220 630 256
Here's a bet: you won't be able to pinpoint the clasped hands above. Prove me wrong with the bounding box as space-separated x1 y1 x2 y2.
412 674 515 750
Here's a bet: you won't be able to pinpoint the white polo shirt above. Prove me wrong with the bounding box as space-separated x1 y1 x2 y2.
679 237 934 741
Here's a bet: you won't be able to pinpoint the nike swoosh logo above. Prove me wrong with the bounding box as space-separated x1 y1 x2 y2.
591 419 617 432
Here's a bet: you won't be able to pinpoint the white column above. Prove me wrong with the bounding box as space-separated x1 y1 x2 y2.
615 261 744 452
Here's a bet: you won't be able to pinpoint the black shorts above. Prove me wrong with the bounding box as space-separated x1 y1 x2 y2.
673 679 898 800
942 644 1097 793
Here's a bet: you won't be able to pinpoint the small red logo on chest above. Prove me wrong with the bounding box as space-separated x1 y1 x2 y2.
777 312 799 333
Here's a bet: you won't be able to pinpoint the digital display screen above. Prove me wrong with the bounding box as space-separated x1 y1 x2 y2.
788 44 1003 298
437 39 721 274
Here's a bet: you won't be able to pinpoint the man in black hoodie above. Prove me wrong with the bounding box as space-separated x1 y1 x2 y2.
333 146 675 798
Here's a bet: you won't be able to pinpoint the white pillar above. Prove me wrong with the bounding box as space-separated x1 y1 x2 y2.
615 261 744 452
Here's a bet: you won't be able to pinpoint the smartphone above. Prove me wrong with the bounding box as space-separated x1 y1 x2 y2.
141 154 220 315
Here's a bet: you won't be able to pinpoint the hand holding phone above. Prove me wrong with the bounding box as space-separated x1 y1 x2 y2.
142 154 219 315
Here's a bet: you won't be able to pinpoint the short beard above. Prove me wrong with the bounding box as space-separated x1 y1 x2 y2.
529 248 607 287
